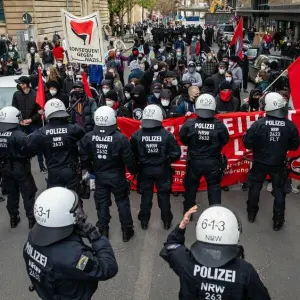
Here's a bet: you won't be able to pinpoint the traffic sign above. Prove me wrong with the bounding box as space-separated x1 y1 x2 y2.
22 12 32 25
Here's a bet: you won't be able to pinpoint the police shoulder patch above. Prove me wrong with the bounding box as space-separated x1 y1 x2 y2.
76 254 89 271
166 244 181 250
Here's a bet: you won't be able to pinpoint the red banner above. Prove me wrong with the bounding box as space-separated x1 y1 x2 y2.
117 110 300 192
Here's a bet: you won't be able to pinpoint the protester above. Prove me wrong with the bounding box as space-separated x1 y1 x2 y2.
215 81 240 113
26 47 42 75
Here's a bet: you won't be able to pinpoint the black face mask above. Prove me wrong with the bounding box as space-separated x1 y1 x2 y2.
159 70 167 77
166 46 172 51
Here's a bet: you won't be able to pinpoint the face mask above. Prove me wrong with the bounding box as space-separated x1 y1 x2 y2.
229 61 234 66
133 51 138 56
49 89 57 96
219 69 225 75
222 47 226 50
197 36 200 40
178 38 182 41
154 92 160 99
255 77 261 83
30 38 34 42
9 47 13 50
57 62 62 68
30 49 35 54
176 52 181 57
287 43 291 46
154 71 159 77
172 79 178 86
207 56 212 61
192 38 195 41
225 77 232 82
102 88 109 95
46 71 50 76
196 66 201 71
161 99 170 106
138 56 143 60
74 91 85 98
125 92 131 99
106 100 114 107
183 34 186 38
116 51 121 56
45 48 49 52
220 90 232 102
261 65 266 70
188 67 195 73
68 71 73 76
153 64 158 70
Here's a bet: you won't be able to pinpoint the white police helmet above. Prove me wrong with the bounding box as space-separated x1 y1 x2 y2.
142 104 163 128
195 94 216 118
0 106 21 131
44 98 69 120
94 106 117 134
264 92 287 118
190 205 242 268
31 187 79 246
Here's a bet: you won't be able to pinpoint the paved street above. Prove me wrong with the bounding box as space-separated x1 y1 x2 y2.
0 158 300 300
0 41 296 300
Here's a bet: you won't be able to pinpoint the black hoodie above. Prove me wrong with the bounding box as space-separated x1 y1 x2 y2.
240 88 262 112
140 58 159 96
124 84 147 120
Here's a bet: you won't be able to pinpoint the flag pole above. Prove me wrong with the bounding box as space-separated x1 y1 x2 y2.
262 68 288 94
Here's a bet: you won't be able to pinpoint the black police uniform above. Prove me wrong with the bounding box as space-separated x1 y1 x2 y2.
243 115 299 225
180 117 229 211
0 128 37 226
78 128 137 236
160 225 271 300
27 119 85 194
23 231 118 300
131 127 181 227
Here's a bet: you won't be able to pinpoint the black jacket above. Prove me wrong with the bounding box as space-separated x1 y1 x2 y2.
160 225 271 300
26 119 85 170
12 89 41 124
243 115 299 166
42 51 54 65
131 127 181 165
215 95 240 113
78 129 137 176
23 232 118 300
180 117 229 160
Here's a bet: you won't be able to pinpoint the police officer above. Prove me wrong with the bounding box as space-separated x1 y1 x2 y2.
179 94 229 215
243 92 299 231
131 105 181 230
23 187 118 300
0 106 37 228
160 205 271 299
78 106 136 241
26 99 85 204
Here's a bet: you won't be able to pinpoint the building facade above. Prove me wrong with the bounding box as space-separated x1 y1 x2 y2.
236 0 300 40
0 0 109 39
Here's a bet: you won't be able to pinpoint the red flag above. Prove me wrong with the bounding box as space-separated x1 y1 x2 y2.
36 68 45 109
229 17 243 60
288 57 300 109
81 72 93 98
70 20 94 45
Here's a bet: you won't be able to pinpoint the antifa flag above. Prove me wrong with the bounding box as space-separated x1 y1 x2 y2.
117 110 300 192
61 10 104 65
70 20 93 45
229 17 243 60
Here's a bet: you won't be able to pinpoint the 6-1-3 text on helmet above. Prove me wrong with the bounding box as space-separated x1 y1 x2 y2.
190 205 242 268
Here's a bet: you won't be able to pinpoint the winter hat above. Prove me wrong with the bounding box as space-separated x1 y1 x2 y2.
105 90 118 102
219 81 232 91
124 83 134 93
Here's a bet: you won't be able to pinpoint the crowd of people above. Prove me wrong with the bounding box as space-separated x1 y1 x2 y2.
0 21 298 300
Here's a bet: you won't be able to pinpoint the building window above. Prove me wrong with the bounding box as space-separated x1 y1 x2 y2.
0 0 5 22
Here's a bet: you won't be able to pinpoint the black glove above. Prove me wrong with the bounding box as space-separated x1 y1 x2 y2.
76 221 101 243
